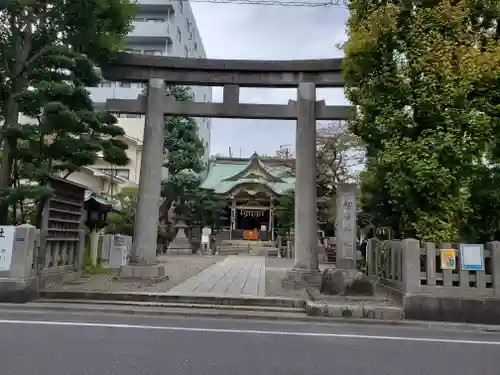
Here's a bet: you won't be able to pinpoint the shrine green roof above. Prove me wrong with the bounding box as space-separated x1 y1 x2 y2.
201 155 295 195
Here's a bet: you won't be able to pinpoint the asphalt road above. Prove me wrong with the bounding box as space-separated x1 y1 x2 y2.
0 309 499 375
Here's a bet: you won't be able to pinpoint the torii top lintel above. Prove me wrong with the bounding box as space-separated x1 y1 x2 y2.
100 52 344 88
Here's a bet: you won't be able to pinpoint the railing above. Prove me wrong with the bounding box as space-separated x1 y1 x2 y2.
366 239 403 291
366 238 500 298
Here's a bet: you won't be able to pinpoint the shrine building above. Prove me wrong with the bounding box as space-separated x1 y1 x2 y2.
201 153 295 241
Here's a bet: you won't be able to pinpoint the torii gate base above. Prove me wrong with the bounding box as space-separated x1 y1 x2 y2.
101 53 354 284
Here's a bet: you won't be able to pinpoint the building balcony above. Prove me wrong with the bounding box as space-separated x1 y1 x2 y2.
88 86 144 105
126 20 172 44
136 0 175 13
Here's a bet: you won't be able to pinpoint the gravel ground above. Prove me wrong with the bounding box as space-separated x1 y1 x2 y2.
265 267 311 299
44 255 226 293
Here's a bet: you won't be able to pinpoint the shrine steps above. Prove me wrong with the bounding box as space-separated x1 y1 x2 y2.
218 240 276 256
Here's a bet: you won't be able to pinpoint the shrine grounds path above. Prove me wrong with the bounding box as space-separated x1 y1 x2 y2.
0 309 499 375
43 255 309 298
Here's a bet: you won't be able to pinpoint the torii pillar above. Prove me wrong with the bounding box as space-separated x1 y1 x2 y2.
116 78 168 280
286 82 321 286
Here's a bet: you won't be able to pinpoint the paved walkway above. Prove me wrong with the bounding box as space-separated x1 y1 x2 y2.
167 256 265 297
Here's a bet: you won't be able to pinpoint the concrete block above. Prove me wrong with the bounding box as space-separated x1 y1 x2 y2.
117 264 168 281
305 302 329 317
403 295 500 324
0 277 39 303
305 300 404 321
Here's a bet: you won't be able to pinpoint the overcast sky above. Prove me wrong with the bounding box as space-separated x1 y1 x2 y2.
190 2 349 157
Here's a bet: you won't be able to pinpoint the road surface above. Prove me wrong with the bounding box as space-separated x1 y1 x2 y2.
0 309 499 375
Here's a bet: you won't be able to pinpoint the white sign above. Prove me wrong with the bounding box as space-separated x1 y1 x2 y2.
0 226 15 271
202 227 212 236
201 235 210 244
460 244 484 271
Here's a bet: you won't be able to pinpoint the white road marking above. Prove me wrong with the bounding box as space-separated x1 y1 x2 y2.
0 319 498 345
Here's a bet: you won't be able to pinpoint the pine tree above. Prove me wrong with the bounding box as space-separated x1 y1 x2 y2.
0 0 136 223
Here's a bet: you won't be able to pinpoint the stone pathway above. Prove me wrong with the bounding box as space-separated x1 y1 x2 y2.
167 256 265 297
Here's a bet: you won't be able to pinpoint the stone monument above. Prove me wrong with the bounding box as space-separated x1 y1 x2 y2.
319 183 374 295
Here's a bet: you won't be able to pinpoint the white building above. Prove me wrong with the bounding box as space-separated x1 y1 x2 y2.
88 0 212 187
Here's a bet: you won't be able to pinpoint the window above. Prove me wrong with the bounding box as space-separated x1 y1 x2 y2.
177 27 182 43
205 141 208 150
147 18 164 22
194 42 198 52
101 81 112 87
134 17 145 22
186 18 190 31
120 82 131 88
184 46 189 57
189 31 193 40
126 114 141 118
179 1 183 13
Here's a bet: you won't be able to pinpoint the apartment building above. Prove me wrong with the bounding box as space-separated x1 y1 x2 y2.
88 0 212 189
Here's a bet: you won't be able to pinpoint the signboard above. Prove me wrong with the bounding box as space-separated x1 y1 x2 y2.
440 249 456 270
201 235 210 244
0 226 15 271
460 244 485 271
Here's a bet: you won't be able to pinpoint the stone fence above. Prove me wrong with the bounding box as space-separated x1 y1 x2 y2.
1 224 85 302
366 238 500 323
97 234 132 267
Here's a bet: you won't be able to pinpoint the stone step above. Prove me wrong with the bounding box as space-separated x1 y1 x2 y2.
31 299 306 313
37 290 306 308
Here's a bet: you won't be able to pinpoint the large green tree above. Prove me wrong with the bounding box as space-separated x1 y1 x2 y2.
344 0 500 242
161 86 205 221
0 0 136 223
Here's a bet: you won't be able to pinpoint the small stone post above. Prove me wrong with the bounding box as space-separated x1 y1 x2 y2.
487 241 500 297
401 238 421 294
336 183 358 269
0 224 38 302
293 82 318 271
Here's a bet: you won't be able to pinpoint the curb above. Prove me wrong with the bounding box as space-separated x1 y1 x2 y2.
306 301 404 321
0 301 499 333
39 290 306 308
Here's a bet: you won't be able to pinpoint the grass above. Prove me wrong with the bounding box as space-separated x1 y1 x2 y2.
83 247 112 276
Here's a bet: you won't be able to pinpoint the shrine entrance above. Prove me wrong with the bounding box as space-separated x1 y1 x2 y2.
237 208 270 232
102 53 352 270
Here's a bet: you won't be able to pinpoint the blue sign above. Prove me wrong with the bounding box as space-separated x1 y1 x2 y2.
460 244 485 271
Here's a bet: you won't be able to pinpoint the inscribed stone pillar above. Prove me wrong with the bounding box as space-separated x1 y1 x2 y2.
130 78 166 264
293 82 318 271
335 183 357 269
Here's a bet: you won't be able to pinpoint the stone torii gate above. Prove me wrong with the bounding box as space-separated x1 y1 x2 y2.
101 53 355 280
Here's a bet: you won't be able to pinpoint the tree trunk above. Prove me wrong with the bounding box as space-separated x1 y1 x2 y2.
0 96 20 224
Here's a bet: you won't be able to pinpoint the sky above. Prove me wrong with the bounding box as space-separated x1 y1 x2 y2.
190 1 350 157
